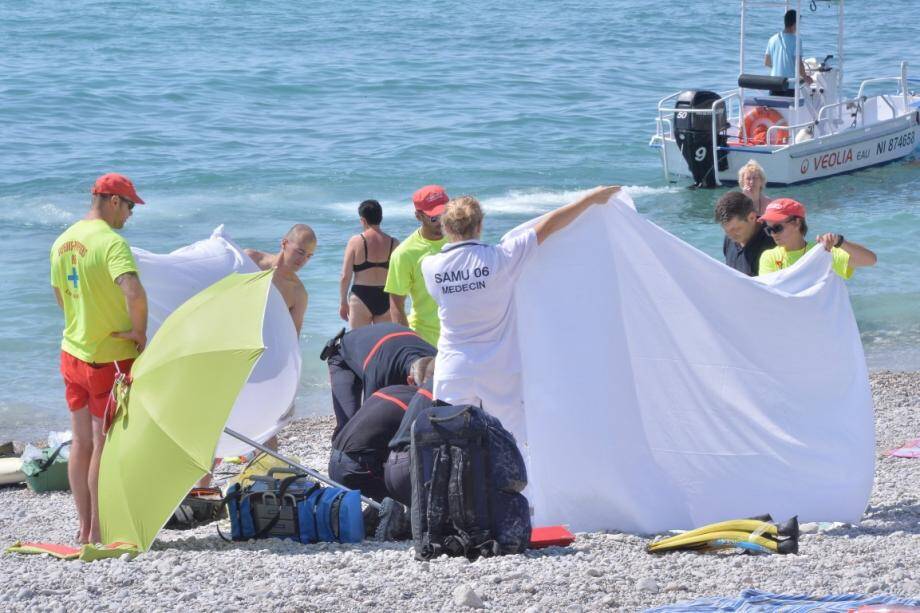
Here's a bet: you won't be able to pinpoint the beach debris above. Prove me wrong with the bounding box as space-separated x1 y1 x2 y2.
452 584 485 609
637 577 659 594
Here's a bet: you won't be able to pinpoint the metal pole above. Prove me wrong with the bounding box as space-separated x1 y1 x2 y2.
223 427 382 510
794 0 801 119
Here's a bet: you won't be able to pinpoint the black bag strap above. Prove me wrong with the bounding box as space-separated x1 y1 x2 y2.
38 440 72 471
428 406 471 424
420 444 451 559
445 445 474 558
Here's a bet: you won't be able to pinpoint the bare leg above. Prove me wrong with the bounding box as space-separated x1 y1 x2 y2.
348 293 373 330
86 415 106 544
372 309 393 324
69 407 93 544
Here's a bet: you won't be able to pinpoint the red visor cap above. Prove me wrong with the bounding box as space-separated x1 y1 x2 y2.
91 173 145 204
759 197 805 223
412 185 449 216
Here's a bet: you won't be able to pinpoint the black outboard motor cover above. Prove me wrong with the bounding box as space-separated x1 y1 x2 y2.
673 90 729 188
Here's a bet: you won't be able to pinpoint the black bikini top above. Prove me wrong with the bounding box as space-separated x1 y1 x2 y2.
353 234 395 272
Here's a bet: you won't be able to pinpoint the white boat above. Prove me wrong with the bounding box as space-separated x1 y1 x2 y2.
649 0 920 186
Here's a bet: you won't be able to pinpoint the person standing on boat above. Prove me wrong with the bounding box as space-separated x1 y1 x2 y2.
757 198 876 279
738 160 772 215
764 10 813 95
50 173 148 545
385 185 450 346
339 200 399 329
421 186 620 448
715 191 775 277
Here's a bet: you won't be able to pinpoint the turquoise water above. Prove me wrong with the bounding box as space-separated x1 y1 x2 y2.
1 1 918 441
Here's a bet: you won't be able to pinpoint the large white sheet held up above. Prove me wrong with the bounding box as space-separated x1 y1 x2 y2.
133 226 301 457
509 194 874 534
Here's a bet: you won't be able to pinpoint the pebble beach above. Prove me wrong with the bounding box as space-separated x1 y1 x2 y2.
1 371 917 612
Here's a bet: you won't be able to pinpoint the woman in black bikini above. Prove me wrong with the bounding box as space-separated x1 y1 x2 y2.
339 199 399 329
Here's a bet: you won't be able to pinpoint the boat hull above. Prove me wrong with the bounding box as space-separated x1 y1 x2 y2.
656 111 919 185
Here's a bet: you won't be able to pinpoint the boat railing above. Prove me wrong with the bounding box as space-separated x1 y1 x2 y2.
856 62 911 113
654 90 740 185
765 119 817 145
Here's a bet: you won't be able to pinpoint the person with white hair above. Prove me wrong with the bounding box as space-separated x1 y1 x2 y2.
738 159 772 215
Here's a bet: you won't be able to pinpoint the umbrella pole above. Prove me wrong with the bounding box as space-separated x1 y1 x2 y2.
223 427 382 510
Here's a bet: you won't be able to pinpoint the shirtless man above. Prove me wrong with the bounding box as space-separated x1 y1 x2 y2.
244 223 316 336
244 224 315 450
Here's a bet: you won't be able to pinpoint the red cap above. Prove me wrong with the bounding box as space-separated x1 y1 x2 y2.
759 197 805 222
91 173 145 204
412 185 448 216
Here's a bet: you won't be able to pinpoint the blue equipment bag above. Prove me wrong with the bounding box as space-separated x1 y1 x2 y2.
409 404 530 560
225 469 364 544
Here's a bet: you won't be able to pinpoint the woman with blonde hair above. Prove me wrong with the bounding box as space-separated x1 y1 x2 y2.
339 199 399 328
738 160 772 215
420 185 620 445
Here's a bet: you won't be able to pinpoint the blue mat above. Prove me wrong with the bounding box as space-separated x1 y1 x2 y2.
647 588 920 612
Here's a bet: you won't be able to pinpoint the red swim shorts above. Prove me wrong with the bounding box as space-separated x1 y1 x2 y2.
60 350 134 419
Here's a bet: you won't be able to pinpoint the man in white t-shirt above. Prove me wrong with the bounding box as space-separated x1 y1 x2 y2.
420 186 620 447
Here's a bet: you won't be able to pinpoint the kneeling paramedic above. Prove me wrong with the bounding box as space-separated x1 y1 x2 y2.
328 384 419 502
321 322 435 437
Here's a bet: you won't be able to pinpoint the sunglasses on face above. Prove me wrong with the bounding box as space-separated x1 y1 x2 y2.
425 214 440 223
764 218 795 235
119 196 135 211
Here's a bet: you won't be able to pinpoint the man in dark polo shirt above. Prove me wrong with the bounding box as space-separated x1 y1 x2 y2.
715 191 775 276
328 384 419 502
322 322 436 437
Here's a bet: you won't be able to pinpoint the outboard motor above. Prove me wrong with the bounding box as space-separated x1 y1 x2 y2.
673 90 729 188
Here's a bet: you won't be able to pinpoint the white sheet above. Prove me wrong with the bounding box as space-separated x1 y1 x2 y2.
508 193 874 533
132 226 302 457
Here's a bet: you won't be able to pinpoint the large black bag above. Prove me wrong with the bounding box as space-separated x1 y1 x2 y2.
409 404 530 560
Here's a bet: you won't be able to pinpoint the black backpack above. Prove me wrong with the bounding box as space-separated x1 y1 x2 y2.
409 404 530 561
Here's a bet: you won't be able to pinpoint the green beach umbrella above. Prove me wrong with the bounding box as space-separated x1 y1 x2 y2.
98 270 273 551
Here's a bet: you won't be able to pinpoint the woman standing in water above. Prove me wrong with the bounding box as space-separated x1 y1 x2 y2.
738 159 772 215
339 200 399 329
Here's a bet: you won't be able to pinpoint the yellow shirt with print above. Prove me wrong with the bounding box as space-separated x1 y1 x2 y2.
50 219 140 363
758 242 853 279
384 229 447 346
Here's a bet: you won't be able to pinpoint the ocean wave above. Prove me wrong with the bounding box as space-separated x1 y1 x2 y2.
323 184 681 218
0 201 77 228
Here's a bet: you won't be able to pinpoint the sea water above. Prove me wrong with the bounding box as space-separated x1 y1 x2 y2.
1 1 917 441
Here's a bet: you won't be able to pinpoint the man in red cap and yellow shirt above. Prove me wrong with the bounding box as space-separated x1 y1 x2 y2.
757 197 876 279
384 185 449 346
50 172 148 544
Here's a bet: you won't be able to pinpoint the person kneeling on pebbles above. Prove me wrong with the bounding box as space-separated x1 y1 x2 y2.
321 323 436 438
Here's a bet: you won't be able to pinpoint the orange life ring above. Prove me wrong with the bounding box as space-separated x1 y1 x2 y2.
743 106 789 145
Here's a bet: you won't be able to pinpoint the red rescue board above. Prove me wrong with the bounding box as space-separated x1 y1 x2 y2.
529 525 575 549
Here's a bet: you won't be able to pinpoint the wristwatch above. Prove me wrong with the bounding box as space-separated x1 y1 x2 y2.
834 234 845 248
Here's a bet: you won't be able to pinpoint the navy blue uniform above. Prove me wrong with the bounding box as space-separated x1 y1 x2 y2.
384 381 436 506
723 225 775 276
325 323 435 437
328 384 418 502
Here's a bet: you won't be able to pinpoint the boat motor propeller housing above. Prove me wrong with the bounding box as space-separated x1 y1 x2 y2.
673 90 729 188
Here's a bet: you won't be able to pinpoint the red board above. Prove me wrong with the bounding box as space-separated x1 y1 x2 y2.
529 525 575 549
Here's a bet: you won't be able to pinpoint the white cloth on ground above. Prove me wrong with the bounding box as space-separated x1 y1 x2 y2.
501 193 873 534
132 225 302 457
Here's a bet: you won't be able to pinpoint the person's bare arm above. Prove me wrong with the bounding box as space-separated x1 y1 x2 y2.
244 248 267 270
390 294 409 326
111 272 148 352
52 287 63 309
291 287 307 337
533 185 621 245
339 239 356 321
799 59 813 84
816 234 877 268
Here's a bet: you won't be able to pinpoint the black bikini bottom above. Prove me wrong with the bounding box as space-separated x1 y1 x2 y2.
351 284 390 317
